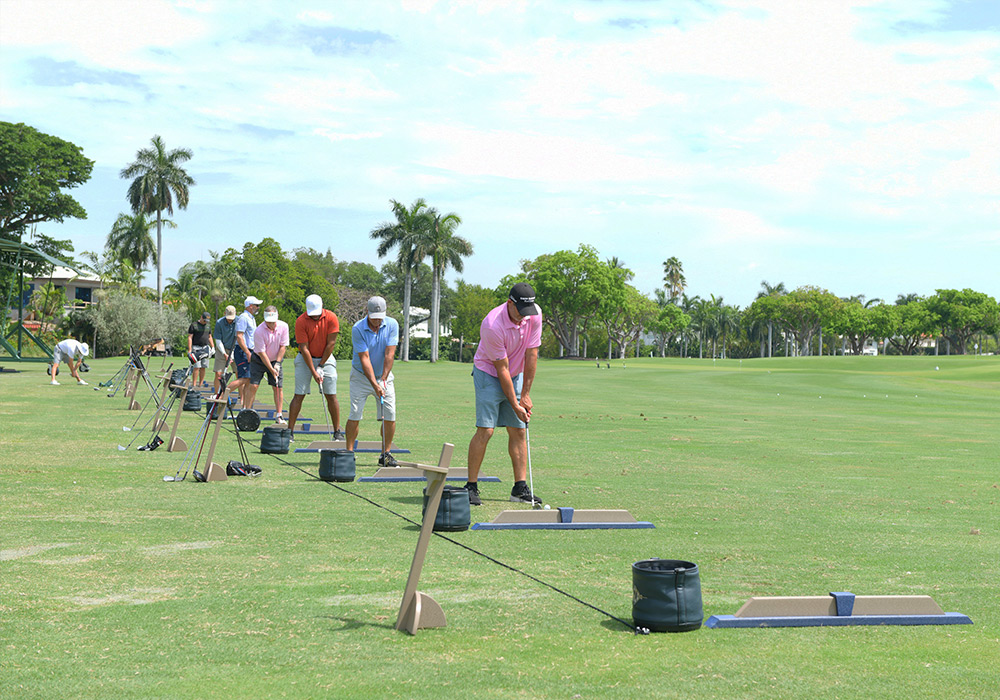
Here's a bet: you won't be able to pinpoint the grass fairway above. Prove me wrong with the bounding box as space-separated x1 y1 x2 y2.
2 355 997 699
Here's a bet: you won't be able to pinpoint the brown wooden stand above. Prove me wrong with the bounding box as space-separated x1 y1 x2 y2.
200 390 230 481
395 443 454 635
166 383 189 452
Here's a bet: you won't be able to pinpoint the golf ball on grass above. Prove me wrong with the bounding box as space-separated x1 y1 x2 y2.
543 504 551 510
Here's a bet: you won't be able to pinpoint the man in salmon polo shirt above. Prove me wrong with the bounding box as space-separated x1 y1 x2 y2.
464 282 543 506
287 294 343 439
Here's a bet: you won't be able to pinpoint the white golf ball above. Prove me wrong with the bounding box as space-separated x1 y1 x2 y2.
543 504 551 510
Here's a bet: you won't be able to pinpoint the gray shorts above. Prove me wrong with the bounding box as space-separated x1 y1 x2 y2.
53 347 74 364
294 354 337 395
191 345 211 369
474 367 524 429
348 368 395 421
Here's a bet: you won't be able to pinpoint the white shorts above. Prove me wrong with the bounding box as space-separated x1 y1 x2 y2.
53 347 74 364
348 368 395 422
294 354 337 395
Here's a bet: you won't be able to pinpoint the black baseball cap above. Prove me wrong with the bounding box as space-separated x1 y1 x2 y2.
508 282 539 316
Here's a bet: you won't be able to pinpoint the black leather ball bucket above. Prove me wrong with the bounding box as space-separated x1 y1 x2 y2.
632 559 703 633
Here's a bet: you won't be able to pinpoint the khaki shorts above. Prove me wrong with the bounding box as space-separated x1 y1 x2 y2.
294 354 337 395
348 369 395 421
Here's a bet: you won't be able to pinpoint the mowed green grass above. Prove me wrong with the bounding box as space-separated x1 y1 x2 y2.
1 355 997 699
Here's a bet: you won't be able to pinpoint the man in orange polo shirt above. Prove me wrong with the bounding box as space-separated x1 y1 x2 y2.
288 294 343 439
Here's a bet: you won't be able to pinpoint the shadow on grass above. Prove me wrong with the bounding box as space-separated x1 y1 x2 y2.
322 615 395 632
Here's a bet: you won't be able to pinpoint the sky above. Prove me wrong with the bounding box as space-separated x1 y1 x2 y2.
1 0 998 308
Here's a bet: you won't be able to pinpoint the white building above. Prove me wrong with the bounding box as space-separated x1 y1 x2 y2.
407 306 451 339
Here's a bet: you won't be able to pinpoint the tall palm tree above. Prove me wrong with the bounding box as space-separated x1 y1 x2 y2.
120 135 195 308
757 280 787 358
370 198 432 361
662 257 686 302
106 211 168 274
409 209 472 363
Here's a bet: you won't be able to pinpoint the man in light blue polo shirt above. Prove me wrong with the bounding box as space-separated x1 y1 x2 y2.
229 295 262 409
344 296 399 466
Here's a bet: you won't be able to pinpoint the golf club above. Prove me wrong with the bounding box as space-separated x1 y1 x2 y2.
526 423 541 509
320 385 332 441
163 407 213 482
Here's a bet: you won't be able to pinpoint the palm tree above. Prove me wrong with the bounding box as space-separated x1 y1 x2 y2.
106 212 169 273
165 266 207 319
120 135 195 308
408 209 473 363
757 280 787 358
370 198 432 361
662 257 686 302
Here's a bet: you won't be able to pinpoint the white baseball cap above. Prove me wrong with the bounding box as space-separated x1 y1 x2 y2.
305 294 322 316
244 295 263 308
263 310 278 322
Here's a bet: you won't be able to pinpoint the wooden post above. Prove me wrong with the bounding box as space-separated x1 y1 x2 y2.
201 390 230 481
166 383 188 452
395 443 454 635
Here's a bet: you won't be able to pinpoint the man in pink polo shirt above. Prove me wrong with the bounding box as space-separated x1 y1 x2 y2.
247 305 290 423
465 282 543 506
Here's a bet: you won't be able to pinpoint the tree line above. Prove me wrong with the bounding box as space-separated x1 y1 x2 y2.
3 121 998 360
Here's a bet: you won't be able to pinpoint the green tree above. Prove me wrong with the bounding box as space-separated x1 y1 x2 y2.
370 198 432 361
29 281 68 325
120 135 195 308
756 280 787 358
662 256 686 302
0 122 93 239
409 209 472 363
602 283 656 359
925 289 1000 355
649 289 691 356
451 280 499 362
84 290 188 357
507 244 616 357
106 212 164 273
829 298 877 356
766 287 842 356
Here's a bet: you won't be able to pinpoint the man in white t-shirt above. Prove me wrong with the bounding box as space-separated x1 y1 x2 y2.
50 338 90 386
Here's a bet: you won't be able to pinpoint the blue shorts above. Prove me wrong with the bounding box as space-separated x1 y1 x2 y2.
233 346 251 379
473 367 524 429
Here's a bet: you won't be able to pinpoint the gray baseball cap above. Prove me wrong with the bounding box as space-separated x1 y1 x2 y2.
367 296 387 320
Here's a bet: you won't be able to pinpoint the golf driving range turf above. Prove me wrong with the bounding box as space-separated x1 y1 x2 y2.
2 355 997 699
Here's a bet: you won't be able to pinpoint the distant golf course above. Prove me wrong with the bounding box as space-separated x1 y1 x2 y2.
2 354 997 699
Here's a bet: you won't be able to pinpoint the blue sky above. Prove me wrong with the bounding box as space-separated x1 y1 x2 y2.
1 0 998 307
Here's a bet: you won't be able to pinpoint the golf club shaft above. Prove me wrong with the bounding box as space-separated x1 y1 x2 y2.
526 424 535 506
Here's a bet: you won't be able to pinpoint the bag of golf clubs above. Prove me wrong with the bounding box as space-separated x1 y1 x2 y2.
225 460 262 477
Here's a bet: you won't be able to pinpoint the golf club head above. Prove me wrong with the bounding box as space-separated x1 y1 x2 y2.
117 445 126 451
163 475 182 482
122 426 131 432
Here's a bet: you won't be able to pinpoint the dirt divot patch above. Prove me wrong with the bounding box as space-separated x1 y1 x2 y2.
0 543 74 561
141 541 222 555
63 587 177 608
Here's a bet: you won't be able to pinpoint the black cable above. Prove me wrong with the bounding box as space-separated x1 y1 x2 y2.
261 448 648 635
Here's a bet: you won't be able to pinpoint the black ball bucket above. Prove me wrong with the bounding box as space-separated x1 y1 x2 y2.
183 392 202 412
319 449 355 482
260 425 291 454
632 559 703 633
422 485 471 532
